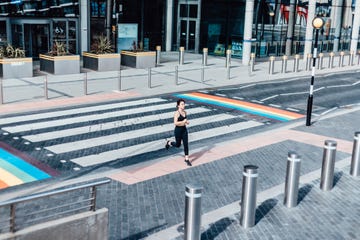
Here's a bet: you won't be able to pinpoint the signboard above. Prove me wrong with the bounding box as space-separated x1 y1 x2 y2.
117 23 138 52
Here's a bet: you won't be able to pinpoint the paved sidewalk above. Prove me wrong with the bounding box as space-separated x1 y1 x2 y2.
0 52 359 240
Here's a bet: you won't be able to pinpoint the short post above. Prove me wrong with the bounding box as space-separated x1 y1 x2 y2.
281 55 288 73
268 56 275 75
175 65 178 85
202 48 208 66
339 51 345 67
179 46 185 65
293 54 300 72
118 68 122 91
148 67 152 88
250 53 255 72
305 53 312 71
350 132 360 177
240 165 258 228
226 65 230 80
320 140 337 191
225 49 231 68
358 50 360 65
328 52 335 69
184 184 203 240
349 50 354 66
0 77 3 104
284 152 301 208
156 45 161 66
318 53 324 70
84 72 88 95
44 75 48 99
201 65 205 83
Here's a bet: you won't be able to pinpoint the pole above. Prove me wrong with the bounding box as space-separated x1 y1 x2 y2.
201 65 204 83
0 77 3 104
148 67 152 88
156 45 161 66
306 28 319 126
175 65 178 85
320 140 337 191
44 75 48 100
240 165 258 228
118 68 122 91
284 152 301 208
179 47 185 65
84 72 88 95
202 48 208 66
184 184 203 240
350 132 360 177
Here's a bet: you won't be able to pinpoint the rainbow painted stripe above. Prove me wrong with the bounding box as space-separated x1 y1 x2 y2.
175 92 304 122
0 142 57 190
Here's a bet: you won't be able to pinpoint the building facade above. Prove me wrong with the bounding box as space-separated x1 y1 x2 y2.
0 0 359 61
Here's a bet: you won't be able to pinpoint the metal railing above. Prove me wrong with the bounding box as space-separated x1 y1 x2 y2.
0 178 110 234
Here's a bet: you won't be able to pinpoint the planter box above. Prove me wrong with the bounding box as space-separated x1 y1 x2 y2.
121 51 156 69
39 54 80 75
0 58 33 78
83 52 121 71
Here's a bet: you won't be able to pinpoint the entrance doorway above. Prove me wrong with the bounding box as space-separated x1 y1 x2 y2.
177 2 201 52
24 24 50 59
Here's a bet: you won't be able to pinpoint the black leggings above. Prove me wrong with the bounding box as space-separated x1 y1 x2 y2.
171 127 189 155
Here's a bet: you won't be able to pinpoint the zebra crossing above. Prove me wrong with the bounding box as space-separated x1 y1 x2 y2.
0 96 265 174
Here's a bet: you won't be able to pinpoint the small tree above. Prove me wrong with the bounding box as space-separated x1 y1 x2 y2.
90 35 113 54
0 44 25 58
48 41 68 56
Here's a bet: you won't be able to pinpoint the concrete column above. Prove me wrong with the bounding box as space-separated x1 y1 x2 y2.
195 0 202 53
80 0 90 53
165 0 173 51
242 0 255 65
285 0 296 56
350 0 360 53
303 0 316 61
332 0 343 52
106 0 112 40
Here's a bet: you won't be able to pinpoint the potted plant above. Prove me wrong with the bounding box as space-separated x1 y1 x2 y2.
39 41 80 75
83 35 120 71
121 41 156 69
0 44 33 79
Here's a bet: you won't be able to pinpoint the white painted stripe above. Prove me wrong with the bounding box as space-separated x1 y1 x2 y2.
251 100 263 104
314 86 325 92
185 192 202 198
352 80 360 85
232 96 244 100
309 85 314 95
311 67 315 76
23 107 211 142
0 98 166 126
71 120 263 167
269 104 281 108
280 91 308 96
320 107 338 116
46 114 237 154
214 93 226 97
327 84 352 88
260 95 278 102
354 136 359 140
239 84 256 89
243 172 258 177
287 157 301 162
3 102 176 133
324 145 337 150
286 108 300 112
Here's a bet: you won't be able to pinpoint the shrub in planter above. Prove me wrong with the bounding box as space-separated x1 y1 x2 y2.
0 44 33 79
83 36 120 72
40 41 80 75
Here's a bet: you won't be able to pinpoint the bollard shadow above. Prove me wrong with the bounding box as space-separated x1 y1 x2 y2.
200 217 235 240
255 198 278 225
297 184 313 204
126 223 168 239
333 171 343 187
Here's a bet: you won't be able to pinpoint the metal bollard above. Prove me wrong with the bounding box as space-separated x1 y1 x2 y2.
320 140 337 191
349 51 354 66
201 65 205 83
202 48 208 66
358 50 360 65
268 56 275 75
339 51 345 67
293 54 300 72
156 45 161 66
250 53 255 72
225 49 231 68
184 184 203 240
284 152 301 208
44 75 48 99
179 46 185 65
328 52 334 69
118 69 122 91
281 55 288 73
84 72 88 95
240 165 258 228
175 65 178 85
148 68 152 88
350 132 360 177
0 77 3 104
318 53 324 70
226 65 230 80
305 53 312 71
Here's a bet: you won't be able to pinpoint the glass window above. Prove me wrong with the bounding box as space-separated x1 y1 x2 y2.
180 4 187 18
0 21 7 46
189 5 197 18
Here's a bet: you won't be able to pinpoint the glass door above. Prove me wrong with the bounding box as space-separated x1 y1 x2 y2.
24 24 50 58
177 2 200 52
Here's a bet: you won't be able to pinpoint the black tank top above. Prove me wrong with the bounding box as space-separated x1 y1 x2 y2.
176 111 187 129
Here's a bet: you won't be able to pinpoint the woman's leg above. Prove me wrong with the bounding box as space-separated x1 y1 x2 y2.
171 129 182 148
182 130 189 158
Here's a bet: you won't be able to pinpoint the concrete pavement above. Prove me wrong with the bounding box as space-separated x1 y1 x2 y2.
0 52 360 240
